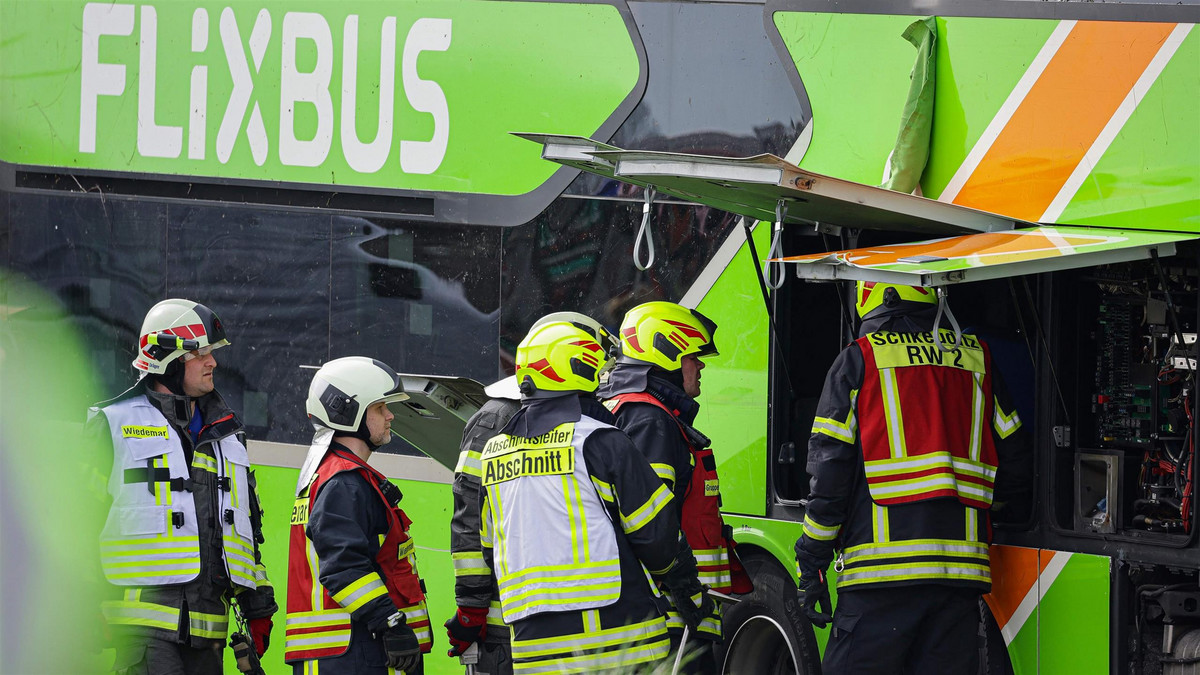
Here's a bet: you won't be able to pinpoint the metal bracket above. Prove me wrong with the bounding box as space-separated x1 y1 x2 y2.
1052 425 1072 448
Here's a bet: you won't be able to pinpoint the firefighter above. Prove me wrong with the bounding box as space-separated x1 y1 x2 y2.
92 298 277 675
285 357 432 674
444 312 619 675
597 300 752 673
480 318 714 674
794 282 1032 674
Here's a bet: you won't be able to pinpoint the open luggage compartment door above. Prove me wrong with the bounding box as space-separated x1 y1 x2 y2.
515 133 1033 236
774 226 1198 287
387 375 490 471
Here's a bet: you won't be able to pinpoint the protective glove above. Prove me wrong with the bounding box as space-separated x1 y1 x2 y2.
796 563 833 628
655 547 715 631
444 605 488 657
379 612 422 672
248 617 272 657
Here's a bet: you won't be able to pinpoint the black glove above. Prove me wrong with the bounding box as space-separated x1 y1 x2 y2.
379 612 422 672
655 547 715 631
796 562 833 628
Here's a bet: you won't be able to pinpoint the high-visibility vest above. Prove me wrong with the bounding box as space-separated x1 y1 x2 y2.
284 450 431 663
480 417 622 623
606 392 749 595
856 329 1004 509
98 396 257 589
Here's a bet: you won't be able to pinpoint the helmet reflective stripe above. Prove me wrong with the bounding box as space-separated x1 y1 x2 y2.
306 356 408 432
855 282 936 319
515 321 606 395
133 298 230 376
617 301 717 371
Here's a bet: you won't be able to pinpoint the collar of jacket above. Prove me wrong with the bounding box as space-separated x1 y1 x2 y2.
143 384 243 442
644 375 700 426
503 395 615 438
858 305 938 338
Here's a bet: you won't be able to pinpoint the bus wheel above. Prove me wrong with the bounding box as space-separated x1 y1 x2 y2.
719 551 822 675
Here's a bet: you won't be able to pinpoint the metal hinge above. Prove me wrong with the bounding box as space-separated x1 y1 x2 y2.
1053 425 1072 448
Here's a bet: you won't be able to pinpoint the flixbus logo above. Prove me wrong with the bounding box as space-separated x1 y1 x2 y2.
80 4 451 174
2 1 645 208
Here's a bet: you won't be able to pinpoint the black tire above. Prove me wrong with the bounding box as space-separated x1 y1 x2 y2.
718 551 823 675
978 598 1014 675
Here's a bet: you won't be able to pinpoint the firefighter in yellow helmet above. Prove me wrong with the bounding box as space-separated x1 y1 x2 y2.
90 299 277 675
794 282 1031 674
444 312 619 675
479 317 713 674
598 301 751 674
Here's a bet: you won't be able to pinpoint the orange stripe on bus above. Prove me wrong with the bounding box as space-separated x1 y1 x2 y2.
953 21 1178 221
984 545 1041 630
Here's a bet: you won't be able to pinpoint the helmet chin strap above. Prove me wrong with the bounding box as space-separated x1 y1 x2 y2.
151 359 189 397
350 417 385 452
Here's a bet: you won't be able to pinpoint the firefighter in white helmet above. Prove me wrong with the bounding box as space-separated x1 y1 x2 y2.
92 299 276 674
444 312 619 675
479 317 713 674
284 357 431 674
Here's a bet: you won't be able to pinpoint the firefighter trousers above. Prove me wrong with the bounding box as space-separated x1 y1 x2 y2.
821 585 981 675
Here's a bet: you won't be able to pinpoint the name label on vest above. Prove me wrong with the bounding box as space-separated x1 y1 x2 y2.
868 330 985 373
480 423 575 486
291 498 309 526
704 479 720 497
121 424 169 439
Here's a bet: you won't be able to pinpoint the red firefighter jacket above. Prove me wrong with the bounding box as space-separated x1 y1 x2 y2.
284 446 431 663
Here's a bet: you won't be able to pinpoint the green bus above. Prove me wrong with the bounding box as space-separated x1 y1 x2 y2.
2 0 1198 673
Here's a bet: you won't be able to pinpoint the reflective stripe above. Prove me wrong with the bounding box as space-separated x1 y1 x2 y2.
397 601 433 649
802 513 840 541
498 561 622 618
692 548 729 564
621 483 672 534
872 503 889 543
994 400 1022 438
698 567 733 589
486 601 505 627
864 453 997 481
879 368 906 459
189 609 230 640
664 604 722 638
455 449 483 478
102 600 180 632
192 452 218 474
511 614 672 658
331 573 388 613
650 462 676 485
452 551 491 577
812 409 857 444
841 539 989 563
969 372 985 461
590 477 614 503
837 562 991 587
284 609 353 654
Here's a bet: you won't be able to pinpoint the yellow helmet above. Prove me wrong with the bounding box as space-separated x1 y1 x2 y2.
855 281 936 319
515 321 607 396
618 301 718 371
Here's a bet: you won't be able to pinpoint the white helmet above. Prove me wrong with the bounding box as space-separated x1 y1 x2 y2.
306 357 409 432
133 299 230 377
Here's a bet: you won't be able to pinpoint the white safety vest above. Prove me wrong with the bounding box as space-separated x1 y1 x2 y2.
99 396 258 589
482 415 621 623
